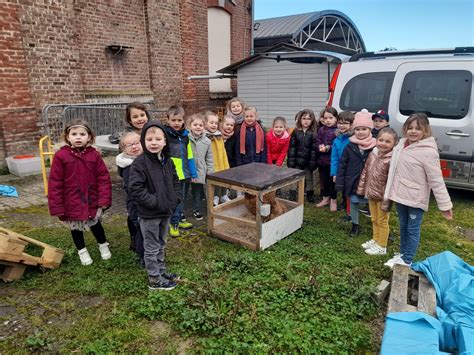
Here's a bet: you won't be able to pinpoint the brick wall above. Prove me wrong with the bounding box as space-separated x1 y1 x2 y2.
0 0 251 163
0 2 38 161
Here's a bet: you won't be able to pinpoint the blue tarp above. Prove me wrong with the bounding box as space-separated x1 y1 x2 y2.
0 185 18 197
381 251 474 354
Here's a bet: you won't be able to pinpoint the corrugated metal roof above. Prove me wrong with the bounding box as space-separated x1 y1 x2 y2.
254 12 318 39
254 10 363 43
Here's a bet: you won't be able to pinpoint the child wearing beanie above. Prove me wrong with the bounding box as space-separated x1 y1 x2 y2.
335 109 376 236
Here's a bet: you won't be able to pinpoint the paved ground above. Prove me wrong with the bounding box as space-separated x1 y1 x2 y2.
0 156 207 230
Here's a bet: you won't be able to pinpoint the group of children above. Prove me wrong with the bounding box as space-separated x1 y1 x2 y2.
47 98 453 291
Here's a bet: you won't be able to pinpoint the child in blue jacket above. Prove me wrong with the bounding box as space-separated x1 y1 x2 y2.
331 111 354 219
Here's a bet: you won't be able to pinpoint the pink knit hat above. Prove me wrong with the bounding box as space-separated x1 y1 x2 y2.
353 109 374 129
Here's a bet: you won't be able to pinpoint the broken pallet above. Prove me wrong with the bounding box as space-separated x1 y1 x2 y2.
388 264 437 317
0 227 64 270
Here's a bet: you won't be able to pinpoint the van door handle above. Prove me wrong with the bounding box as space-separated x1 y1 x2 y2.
445 130 470 137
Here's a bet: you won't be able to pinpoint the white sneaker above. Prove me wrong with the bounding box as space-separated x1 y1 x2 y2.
78 248 93 266
213 196 219 206
361 239 376 249
365 243 387 255
384 254 403 268
98 242 112 260
220 195 230 203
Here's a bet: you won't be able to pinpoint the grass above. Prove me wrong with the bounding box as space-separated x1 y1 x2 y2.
1 191 473 352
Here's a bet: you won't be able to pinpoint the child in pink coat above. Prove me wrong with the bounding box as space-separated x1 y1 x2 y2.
383 113 453 268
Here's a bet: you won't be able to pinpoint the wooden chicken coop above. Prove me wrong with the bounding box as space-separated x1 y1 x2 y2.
206 163 305 251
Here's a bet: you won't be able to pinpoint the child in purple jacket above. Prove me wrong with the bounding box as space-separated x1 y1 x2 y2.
314 107 338 211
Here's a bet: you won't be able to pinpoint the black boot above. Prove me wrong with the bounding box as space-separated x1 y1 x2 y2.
350 223 360 237
306 190 315 203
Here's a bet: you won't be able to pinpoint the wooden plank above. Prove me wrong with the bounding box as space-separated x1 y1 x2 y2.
206 181 215 235
212 196 245 212
0 260 27 282
388 264 410 313
255 191 263 250
260 204 303 250
417 273 437 317
209 213 257 228
297 178 305 204
0 252 39 266
210 229 258 251
0 234 27 255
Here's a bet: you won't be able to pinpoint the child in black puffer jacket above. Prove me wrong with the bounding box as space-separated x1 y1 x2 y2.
287 109 318 202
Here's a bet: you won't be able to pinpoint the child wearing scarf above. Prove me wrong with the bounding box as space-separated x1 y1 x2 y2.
335 109 376 237
235 106 267 166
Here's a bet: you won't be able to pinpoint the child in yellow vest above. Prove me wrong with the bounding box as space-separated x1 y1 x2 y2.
204 111 230 205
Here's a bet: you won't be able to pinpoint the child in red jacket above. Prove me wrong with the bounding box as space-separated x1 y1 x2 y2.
266 116 290 167
48 119 112 266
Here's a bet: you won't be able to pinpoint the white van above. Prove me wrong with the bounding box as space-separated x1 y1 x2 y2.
327 47 474 191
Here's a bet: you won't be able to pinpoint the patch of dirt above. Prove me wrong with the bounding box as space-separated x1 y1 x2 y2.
149 320 194 354
462 228 474 242
0 286 105 345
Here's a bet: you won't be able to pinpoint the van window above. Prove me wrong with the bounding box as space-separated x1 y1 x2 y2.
400 70 471 119
339 72 394 112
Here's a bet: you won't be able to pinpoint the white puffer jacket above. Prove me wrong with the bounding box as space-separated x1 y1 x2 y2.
384 137 452 212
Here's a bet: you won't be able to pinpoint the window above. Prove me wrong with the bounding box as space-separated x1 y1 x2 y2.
340 72 394 112
399 70 471 119
208 8 231 93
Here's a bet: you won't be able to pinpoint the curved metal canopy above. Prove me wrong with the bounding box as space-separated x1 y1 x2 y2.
254 10 366 54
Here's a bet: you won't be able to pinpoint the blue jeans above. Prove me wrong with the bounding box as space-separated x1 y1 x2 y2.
396 203 424 264
349 195 367 225
171 180 187 225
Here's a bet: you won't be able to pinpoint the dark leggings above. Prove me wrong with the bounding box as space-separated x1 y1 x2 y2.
319 165 337 199
71 221 107 250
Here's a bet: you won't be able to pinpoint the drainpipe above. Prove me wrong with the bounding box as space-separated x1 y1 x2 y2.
250 0 254 55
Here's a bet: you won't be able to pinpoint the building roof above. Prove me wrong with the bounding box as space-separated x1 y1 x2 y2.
254 10 366 53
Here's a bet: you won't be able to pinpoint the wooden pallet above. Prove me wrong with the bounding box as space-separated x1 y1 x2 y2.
0 227 64 269
388 264 437 317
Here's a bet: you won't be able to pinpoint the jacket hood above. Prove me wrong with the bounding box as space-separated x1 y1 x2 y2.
400 136 438 152
140 121 170 158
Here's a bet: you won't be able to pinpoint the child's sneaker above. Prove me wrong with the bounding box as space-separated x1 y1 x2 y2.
148 276 177 291
193 210 203 221
349 223 360 237
163 272 180 281
180 212 187 223
365 243 387 255
98 242 112 260
359 206 371 217
170 224 180 237
384 253 403 268
178 221 193 229
361 239 376 249
220 195 231 203
78 248 93 266
213 196 219 206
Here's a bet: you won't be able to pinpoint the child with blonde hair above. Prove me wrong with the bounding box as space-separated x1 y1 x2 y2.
357 127 398 255
221 115 236 168
116 132 144 262
266 116 290 167
48 119 112 265
205 111 230 205
226 97 245 125
188 113 214 219
383 113 452 267
235 106 266 166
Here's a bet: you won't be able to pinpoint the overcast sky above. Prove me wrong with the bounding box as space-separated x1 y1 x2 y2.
254 0 474 51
